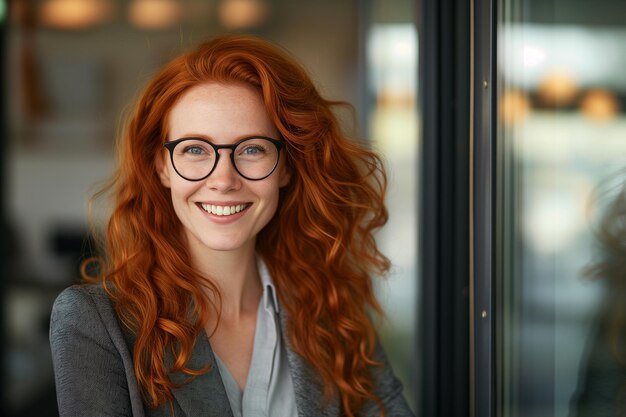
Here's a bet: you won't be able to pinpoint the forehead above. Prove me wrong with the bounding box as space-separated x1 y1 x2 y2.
167 82 278 141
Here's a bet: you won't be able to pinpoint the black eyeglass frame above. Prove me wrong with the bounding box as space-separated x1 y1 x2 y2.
163 136 284 182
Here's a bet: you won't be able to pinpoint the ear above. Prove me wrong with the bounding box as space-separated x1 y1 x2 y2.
155 150 172 188
278 165 291 188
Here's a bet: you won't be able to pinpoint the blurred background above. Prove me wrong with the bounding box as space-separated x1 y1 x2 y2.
1 0 418 415
3 0 626 416
497 1 626 416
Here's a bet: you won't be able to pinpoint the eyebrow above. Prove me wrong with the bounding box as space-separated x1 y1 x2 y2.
172 132 279 141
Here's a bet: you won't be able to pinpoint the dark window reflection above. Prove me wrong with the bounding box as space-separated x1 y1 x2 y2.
497 1 626 416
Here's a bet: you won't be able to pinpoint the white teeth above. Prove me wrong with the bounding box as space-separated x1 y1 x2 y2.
200 203 247 216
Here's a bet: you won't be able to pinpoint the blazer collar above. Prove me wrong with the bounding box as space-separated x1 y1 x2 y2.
167 331 233 417
120 321 232 417
279 309 340 417
162 314 339 417
116 279 338 416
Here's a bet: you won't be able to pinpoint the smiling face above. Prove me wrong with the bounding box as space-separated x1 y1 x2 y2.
156 82 289 258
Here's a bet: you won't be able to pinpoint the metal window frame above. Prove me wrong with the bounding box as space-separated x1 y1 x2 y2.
471 0 497 416
420 0 496 415
1 10 7 413
418 0 472 415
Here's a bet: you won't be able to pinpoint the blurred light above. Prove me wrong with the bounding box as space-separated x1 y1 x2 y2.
500 89 531 126
219 0 268 30
523 175 592 254
523 45 546 68
39 0 113 30
392 40 414 60
537 69 579 107
129 0 181 29
502 25 626 93
367 24 418 105
0 0 6 23
580 88 620 122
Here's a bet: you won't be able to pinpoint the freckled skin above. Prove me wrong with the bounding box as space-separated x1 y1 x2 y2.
156 82 290 257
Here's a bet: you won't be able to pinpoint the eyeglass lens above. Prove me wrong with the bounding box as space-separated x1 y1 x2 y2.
171 137 279 180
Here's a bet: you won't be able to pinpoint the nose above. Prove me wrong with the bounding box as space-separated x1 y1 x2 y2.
205 150 241 192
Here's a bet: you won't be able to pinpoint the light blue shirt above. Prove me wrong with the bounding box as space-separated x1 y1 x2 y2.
213 259 298 417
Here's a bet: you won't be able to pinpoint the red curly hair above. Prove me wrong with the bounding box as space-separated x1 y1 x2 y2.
89 35 390 416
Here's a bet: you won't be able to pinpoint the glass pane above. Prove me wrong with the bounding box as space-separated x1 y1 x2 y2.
497 1 626 417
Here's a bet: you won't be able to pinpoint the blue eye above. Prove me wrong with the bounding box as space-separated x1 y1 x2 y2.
242 145 267 155
184 146 204 155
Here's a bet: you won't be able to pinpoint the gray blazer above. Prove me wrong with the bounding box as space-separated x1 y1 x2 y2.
50 284 414 417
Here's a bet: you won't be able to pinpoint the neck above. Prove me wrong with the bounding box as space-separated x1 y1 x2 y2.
188 240 262 321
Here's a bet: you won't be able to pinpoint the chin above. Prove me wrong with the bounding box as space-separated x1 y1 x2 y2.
207 243 245 252
197 236 251 253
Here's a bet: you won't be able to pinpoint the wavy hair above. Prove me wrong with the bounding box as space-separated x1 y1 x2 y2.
88 35 390 416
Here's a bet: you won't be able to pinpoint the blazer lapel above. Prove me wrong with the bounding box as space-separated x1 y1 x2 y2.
168 332 234 417
279 311 340 417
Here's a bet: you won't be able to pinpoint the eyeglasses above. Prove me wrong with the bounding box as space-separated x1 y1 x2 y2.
163 136 283 181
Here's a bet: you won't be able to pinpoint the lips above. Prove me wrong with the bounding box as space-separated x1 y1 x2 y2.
199 203 250 216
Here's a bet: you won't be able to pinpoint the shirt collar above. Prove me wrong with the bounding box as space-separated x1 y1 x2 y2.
257 256 280 313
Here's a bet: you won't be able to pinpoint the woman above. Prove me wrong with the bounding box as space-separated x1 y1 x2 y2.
50 35 414 417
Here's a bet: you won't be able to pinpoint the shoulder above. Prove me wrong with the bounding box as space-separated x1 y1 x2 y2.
50 283 130 351
51 284 114 328
52 283 112 310
50 284 142 417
